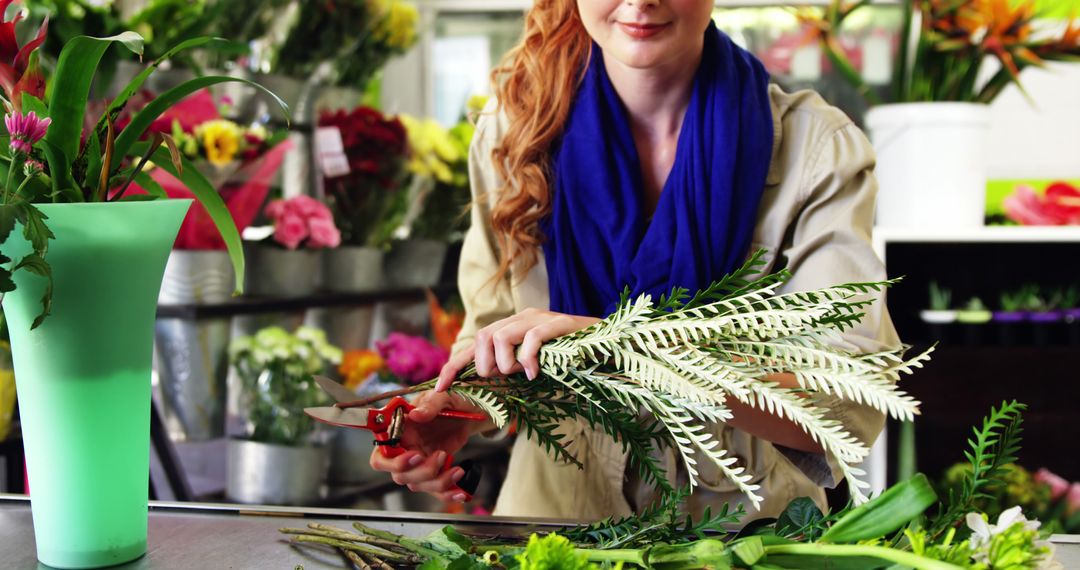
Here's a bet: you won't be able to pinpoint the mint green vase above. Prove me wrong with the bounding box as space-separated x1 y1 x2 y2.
2 199 191 569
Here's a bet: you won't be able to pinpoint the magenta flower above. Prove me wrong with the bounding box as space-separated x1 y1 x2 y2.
376 332 449 385
5 110 49 154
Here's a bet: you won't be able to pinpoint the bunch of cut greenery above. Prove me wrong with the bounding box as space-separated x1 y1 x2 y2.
284 401 1055 570
360 250 931 507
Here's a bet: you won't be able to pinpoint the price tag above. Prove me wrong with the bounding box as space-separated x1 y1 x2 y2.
315 126 350 178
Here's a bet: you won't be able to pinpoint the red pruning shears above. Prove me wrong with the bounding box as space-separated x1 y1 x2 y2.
304 375 485 497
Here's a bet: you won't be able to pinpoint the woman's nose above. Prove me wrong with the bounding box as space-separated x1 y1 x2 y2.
625 0 660 8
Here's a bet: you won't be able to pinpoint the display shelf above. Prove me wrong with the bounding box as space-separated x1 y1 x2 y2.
156 284 456 319
873 225 1080 258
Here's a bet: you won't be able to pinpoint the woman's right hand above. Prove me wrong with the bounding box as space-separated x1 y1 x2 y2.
368 390 495 503
435 309 601 391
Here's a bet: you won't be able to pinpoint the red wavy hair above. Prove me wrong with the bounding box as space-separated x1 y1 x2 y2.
487 0 591 283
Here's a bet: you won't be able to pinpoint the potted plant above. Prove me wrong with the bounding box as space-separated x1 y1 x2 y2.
387 113 473 288
956 296 993 346
226 325 341 505
1028 286 1066 346
805 1 1080 229
995 284 1035 346
0 5 289 566
920 281 956 343
318 105 409 293
245 194 341 297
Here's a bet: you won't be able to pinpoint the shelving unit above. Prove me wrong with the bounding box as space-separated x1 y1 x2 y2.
870 224 1080 492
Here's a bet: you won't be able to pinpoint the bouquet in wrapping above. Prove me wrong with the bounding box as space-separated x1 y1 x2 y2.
369 250 931 507
132 89 292 250
319 105 410 248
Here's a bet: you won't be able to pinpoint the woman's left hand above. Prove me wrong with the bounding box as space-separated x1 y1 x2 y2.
435 308 601 392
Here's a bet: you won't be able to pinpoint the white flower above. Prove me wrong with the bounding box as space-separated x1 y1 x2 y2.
967 506 1041 550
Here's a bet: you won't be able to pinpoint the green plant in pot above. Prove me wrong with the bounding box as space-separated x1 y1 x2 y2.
0 4 288 567
227 325 342 506
956 297 992 324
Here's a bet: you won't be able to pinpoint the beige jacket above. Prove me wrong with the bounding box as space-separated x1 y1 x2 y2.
452 85 901 522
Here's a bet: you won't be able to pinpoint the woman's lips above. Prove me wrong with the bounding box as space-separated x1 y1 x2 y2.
617 22 670 40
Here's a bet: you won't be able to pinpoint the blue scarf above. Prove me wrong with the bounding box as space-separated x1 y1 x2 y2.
543 23 774 317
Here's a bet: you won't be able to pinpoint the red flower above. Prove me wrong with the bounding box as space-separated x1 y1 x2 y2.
0 0 47 112
1003 182 1080 226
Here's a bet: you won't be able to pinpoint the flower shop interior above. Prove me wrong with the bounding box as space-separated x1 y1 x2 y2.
2 0 1080 562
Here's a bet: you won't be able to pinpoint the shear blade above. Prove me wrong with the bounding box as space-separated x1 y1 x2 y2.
304 406 370 429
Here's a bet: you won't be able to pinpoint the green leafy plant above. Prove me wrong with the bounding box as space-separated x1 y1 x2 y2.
256 0 419 88
929 281 953 311
1000 284 1038 312
929 400 1027 540
356 250 931 507
802 0 1080 105
282 402 1057 569
229 326 341 446
0 5 289 329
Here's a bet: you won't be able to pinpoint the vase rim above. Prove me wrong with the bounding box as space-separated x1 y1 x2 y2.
866 102 990 127
33 198 193 210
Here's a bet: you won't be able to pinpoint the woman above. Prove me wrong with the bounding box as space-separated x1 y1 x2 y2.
371 0 900 522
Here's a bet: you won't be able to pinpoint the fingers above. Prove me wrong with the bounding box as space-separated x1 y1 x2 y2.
389 451 449 486
436 346 474 392
369 449 424 475
408 390 453 423
406 464 468 497
368 449 470 503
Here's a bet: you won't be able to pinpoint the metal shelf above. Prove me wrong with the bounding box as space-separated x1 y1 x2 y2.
155 284 455 319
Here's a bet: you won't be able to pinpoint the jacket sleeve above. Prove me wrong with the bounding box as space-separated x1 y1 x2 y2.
451 107 518 356
772 120 903 488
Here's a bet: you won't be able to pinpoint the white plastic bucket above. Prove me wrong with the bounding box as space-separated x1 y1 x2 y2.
866 102 990 229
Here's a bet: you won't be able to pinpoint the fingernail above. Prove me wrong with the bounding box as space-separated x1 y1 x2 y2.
408 455 424 467
526 367 536 380
451 468 465 483
452 493 467 503
436 451 447 465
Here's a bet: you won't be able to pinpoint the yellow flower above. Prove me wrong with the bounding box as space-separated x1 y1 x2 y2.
371 0 419 51
195 119 242 166
339 349 385 390
401 114 461 184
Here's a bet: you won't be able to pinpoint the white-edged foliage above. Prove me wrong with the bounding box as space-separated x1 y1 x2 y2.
448 251 929 507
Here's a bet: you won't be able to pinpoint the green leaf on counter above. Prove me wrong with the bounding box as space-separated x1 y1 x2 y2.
776 497 825 539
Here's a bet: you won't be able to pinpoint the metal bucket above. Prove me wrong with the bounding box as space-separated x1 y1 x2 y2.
306 305 375 351
328 429 383 484
322 246 385 293
245 245 322 297
154 251 236 441
159 250 236 305
385 239 448 289
226 439 329 506
154 318 232 442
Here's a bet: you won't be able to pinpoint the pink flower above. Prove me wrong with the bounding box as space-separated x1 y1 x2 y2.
1035 468 1070 501
5 110 50 154
308 216 341 248
376 332 449 384
273 213 308 250
1004 183 1080 226
263 195 341 249
1068 483 1080 516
